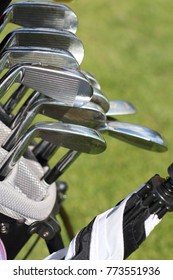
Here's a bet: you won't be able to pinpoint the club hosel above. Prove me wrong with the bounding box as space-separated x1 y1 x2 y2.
0 127 37 180
0 152 15 181
0 8 12 32
3 84 28 113
0 51 9 71
5 99 60 150
0 66 24 99
10 91 40 129
3 108 37 151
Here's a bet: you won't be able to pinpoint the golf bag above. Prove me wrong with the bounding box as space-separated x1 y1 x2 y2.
0 0 172 260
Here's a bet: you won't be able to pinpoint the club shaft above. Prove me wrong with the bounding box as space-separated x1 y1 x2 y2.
33 140 58 167
3 84 29 114
43 150 80 185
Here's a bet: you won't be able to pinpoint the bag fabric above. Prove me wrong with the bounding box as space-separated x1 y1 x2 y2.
46 184 161 260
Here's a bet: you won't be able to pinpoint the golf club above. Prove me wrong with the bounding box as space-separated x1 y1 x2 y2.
43 149 81 185
90 87 110 113
39 117 168 184
0 46 80 119
32 140 58 167
98 120 167 152
0 28 84 64
10 85 109 129
32 116 167 172
0 64 93 107
2 84 29 115
27 101 136 169
81 70 101 90
106 100 136 116
0 47 80 73
0 2 78 33
3 97 106 151
0 122 106 180
1 71 109 121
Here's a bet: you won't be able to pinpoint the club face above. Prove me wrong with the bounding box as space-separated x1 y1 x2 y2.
106 100 136 116
0 47 80 72
0 65 93 107
1 2 78 33
99 120 167 152
0 28 84 64
22 122 107 157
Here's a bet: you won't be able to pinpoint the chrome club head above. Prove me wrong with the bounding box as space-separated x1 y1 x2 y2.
81 70 101 90
0 65 93 107
0 47 80 72
0 48 79 116
4 97 106 151
106 100 136 116
0 122 106 180
90 87 110 113
98 120 167 152
0 28 84 64
0 2 78 33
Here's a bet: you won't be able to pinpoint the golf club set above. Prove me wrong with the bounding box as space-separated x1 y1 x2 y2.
0 0 170 260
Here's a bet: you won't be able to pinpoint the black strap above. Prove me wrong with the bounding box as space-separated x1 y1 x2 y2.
123 208 149 259
72 218 96 260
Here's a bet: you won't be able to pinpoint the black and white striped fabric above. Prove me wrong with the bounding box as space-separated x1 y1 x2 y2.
46 175 162 260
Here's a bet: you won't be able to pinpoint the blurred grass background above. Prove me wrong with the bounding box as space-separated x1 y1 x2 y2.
1 0 173 259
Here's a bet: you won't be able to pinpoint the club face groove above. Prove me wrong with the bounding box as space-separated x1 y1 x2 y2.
0 65 93 107
22 66 92 106
1 2 78 33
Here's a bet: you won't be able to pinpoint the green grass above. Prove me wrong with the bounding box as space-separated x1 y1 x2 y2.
2 0 173 259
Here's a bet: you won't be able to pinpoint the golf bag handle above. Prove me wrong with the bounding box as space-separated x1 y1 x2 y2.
130 163 173 220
